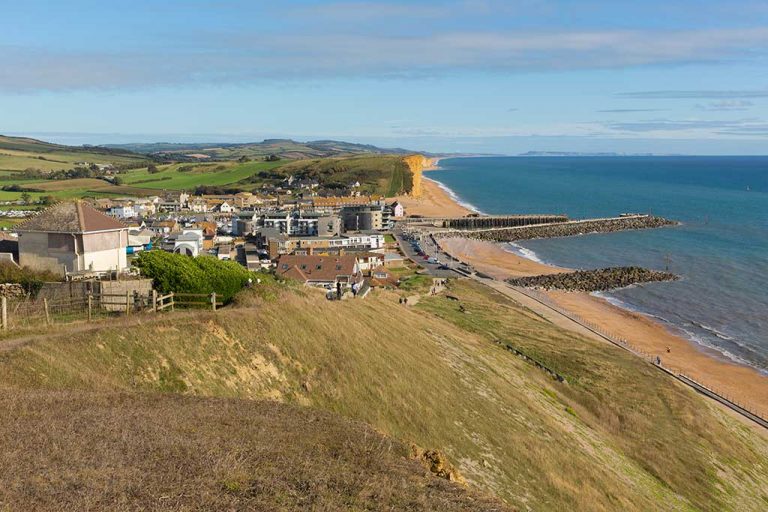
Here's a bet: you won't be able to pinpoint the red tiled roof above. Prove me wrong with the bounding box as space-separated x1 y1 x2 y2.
277 254 358 283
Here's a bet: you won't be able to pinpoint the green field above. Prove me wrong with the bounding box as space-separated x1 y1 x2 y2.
0 135 147 173
0 135 414 201
120 160 286 190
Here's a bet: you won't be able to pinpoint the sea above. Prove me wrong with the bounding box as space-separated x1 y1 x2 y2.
428 156 768 373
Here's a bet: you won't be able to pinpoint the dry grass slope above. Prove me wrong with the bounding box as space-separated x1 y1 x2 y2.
0 390 508 511
0 280 766 511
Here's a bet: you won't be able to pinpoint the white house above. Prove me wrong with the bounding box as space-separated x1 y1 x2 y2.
108 204 136 219
173 229 203 257
389 201 404 218
16 201 129 276
217 201 235 214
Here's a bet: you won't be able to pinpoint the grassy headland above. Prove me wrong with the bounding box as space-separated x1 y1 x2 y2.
1 279 765 510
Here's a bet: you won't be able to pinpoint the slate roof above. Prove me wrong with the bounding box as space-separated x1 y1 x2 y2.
15 201 128 234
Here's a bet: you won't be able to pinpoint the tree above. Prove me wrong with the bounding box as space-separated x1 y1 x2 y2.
265 154 281 162
40 195 56 206
20 192 31 204
113 176 124 185
147 164 159 174
133 251 255 303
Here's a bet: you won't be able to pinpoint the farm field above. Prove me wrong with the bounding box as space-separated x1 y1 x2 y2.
0 136 147 173
120 160 286 191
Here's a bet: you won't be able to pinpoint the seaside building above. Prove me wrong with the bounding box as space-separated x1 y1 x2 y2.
276 254 362 289
16 201 129 276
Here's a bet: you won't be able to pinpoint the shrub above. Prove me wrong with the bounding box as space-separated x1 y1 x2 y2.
133 251 255 303
0 263 61 296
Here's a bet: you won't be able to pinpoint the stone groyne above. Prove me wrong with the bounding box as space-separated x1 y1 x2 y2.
435 215 677 242
506 267 679 292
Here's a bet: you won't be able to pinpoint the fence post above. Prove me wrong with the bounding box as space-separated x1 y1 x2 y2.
152 290 158 313
87 293 92 322
170 292 175 312
211 292 217 312
125 291 131 316
43 298 50 325
1 296 6 330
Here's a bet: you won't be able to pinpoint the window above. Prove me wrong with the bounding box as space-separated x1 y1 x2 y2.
48 233 75 251
301 264 307 270
316 265 322 270
281 264 289 269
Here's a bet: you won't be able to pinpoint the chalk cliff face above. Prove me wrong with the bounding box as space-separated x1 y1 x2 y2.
403 154 427 198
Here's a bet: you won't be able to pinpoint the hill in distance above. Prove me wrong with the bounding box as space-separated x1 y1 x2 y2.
0 135 148 171
103 138 422 161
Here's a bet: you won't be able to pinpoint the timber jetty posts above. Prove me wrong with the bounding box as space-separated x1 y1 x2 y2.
399 214 570 228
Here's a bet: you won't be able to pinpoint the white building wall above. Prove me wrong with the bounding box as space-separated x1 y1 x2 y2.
82 247 127 272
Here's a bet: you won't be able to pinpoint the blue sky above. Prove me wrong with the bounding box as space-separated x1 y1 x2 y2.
3 0 768 154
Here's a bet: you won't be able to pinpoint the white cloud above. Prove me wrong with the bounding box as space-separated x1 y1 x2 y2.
4 26 768 92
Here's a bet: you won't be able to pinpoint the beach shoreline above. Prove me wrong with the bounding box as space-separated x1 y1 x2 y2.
411 170 768 418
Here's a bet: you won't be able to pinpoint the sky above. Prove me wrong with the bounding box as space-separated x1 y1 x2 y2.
3 0 768 154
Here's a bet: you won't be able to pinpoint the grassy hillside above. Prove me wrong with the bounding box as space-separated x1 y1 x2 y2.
1 279 766 510
0 135 147 173
0 153 412 201
269 155 414 195
0 390 506 511
105 139 414 160
120 160 286 191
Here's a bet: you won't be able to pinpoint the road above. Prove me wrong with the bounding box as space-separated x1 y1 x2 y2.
392 224 465 278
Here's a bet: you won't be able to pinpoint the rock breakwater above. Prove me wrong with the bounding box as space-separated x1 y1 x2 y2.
506 267 679 292
437 215 677 242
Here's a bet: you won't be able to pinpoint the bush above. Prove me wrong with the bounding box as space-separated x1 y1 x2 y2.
0 263 61 296
133 251 255 303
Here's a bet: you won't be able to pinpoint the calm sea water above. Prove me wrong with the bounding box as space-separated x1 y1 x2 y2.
429 156 768 372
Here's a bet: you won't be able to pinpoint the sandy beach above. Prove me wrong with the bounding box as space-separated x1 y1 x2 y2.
394 176 472 217
437 208 768 419
393 155 768 418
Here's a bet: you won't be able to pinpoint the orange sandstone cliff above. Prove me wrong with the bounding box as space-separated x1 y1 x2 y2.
403 154 428 198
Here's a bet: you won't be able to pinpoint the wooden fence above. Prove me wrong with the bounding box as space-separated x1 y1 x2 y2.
0 291 223 331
